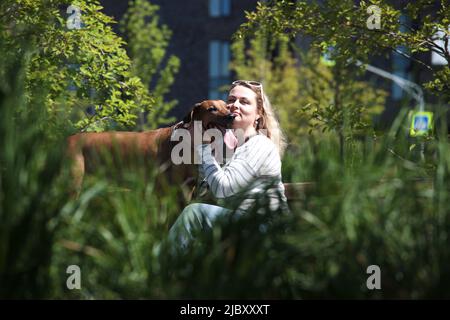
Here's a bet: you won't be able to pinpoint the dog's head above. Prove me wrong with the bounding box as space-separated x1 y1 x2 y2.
179 100 238 150
182 100 234 133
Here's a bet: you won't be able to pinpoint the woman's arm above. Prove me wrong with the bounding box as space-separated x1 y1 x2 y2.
197 137 279 198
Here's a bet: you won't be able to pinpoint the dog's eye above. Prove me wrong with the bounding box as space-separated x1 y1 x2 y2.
207 107 218 112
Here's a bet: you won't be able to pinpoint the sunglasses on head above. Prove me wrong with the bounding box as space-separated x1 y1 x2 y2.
232 80 262 88
232 80 264 100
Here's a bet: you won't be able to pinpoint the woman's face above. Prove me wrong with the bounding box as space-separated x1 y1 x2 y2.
226 85 260 132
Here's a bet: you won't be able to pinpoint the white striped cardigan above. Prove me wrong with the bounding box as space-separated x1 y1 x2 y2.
196 133 288 212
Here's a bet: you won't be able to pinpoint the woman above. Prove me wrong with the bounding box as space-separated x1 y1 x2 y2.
168 80 288 247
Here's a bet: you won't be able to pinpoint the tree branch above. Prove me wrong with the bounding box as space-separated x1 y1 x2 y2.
391 47 433 71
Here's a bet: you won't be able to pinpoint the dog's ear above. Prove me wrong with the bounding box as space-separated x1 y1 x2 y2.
183 102 201 125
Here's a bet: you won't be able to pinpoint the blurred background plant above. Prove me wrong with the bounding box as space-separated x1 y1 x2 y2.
0 0 155 132
237 0 450 104
230 28 387 160
120 0 180 129
0 44 70 298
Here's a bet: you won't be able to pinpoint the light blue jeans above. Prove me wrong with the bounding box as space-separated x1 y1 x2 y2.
168 203 241 248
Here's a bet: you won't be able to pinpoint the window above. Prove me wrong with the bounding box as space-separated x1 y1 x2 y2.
209 0 231 17
209 40 230 100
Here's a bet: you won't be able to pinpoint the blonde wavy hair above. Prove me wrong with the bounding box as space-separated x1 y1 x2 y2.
230 80 287 156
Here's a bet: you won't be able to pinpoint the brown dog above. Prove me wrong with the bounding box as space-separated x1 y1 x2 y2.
66 100 234 200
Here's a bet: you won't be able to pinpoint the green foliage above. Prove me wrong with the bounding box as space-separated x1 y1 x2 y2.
278 118 450 298
294 49 386 139
237 0 450 103
49 172 182 298
0 0 154 132
120 0 180 129
231 30 301 141
0 46 70 298
230 28 386 146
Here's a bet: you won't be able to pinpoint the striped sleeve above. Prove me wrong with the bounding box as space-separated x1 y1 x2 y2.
196 136 279 198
